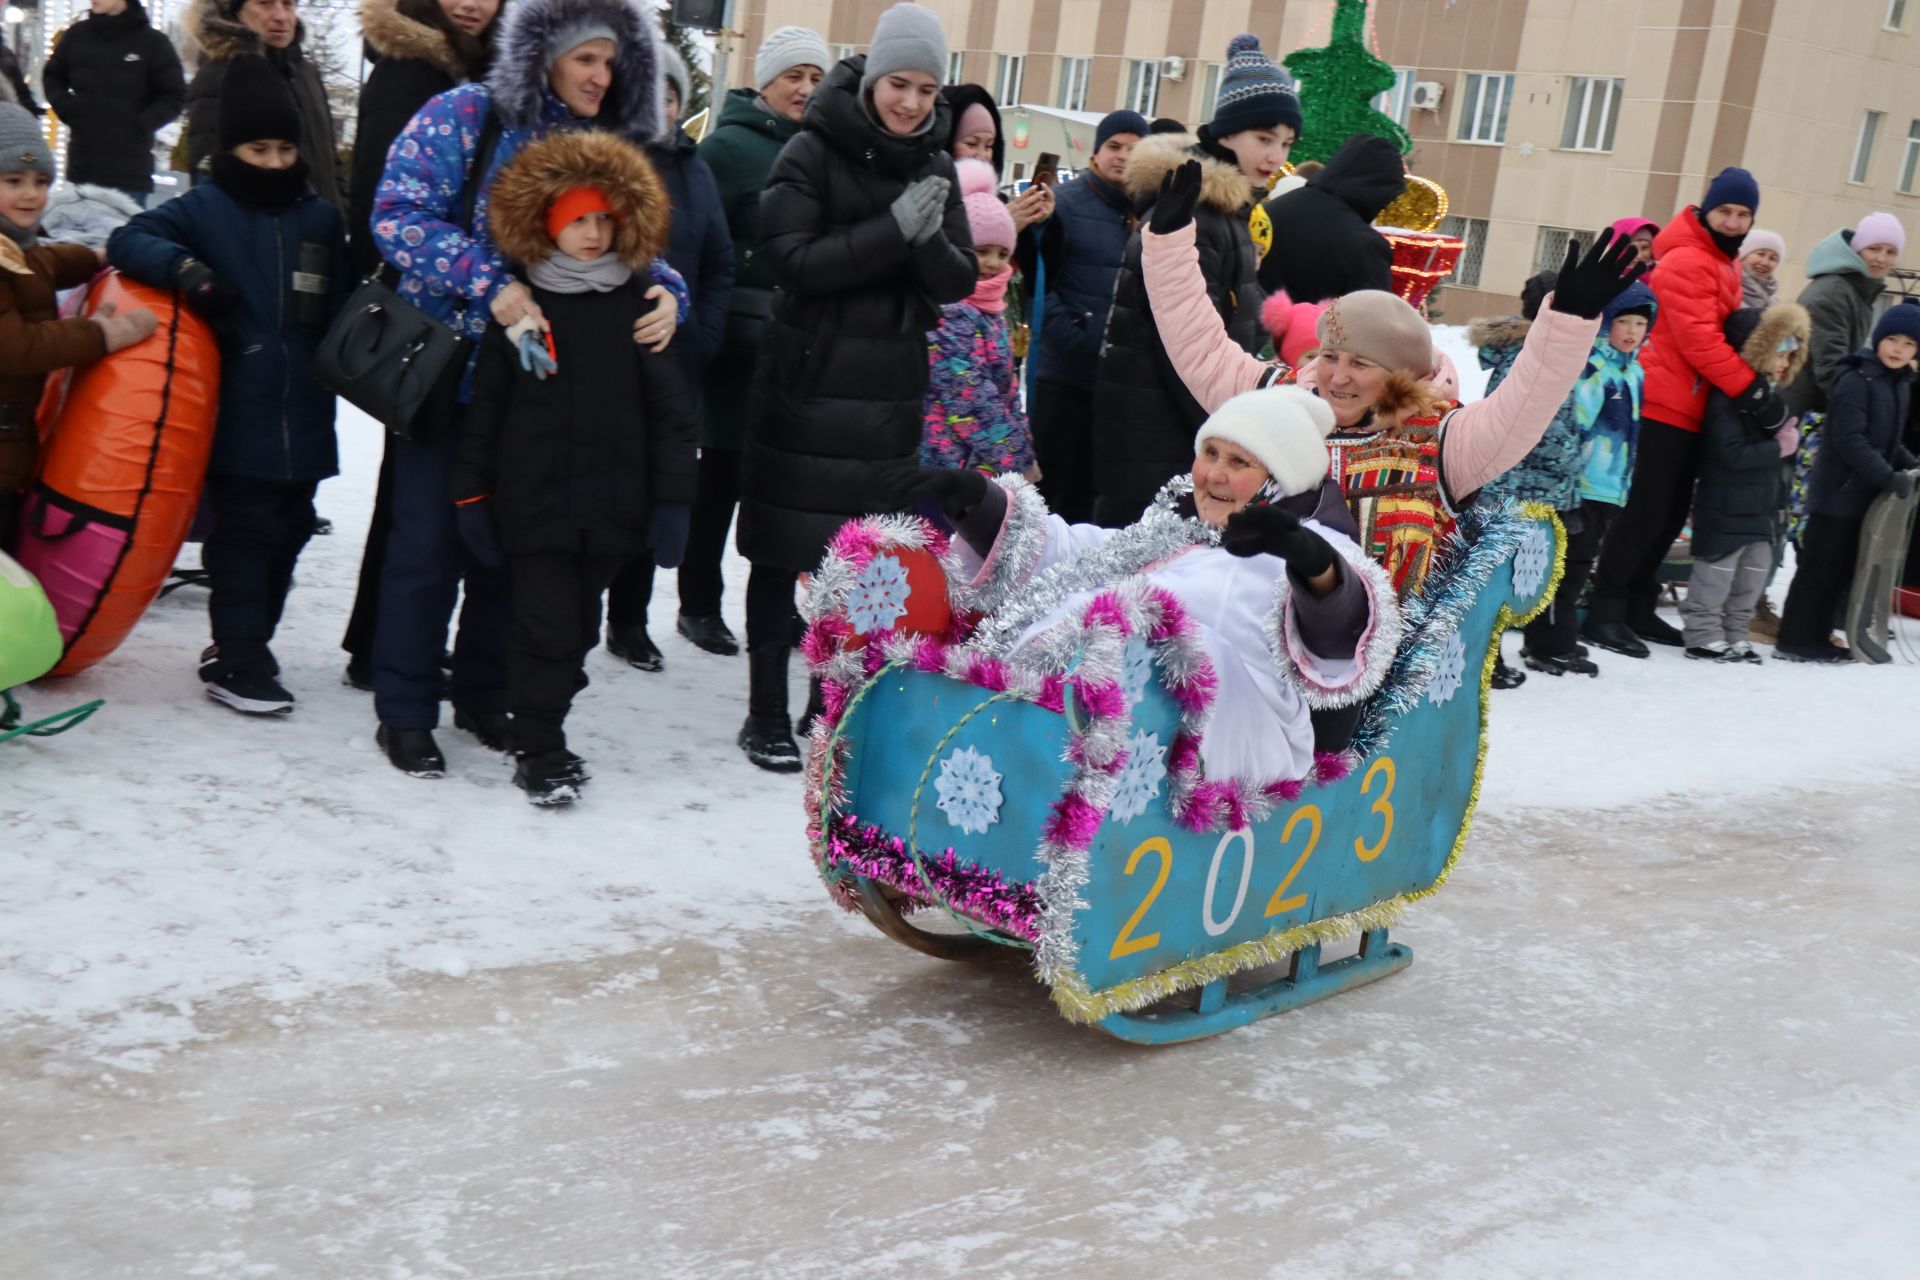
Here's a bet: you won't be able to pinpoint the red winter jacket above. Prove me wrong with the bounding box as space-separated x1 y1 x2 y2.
1640 207 1755 432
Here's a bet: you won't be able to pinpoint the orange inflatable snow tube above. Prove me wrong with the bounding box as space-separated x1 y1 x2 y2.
13 272 220 676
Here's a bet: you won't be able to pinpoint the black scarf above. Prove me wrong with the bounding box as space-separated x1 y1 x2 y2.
1695 206 1745 259
210 153 311 209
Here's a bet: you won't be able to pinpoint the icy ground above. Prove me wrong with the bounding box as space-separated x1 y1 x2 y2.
5 378 1920 1277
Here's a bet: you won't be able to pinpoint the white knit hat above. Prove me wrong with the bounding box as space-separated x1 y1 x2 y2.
755 25 830 91
1193 387 1336 498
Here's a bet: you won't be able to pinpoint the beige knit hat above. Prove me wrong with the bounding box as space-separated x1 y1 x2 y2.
1316 289 1435 376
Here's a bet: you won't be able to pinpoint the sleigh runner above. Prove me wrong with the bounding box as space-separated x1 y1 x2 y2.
801 493 1564 1043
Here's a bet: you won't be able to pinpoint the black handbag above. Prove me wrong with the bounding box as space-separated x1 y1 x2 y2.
316 111 503 439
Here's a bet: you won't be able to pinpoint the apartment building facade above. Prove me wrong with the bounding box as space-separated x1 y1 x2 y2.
726 0 1920 314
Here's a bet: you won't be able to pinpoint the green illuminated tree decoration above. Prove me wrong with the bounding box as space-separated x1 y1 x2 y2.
1282 0 1411 166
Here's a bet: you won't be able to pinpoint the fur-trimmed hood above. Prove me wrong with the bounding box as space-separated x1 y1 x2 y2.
360 0 469 80
488 0 666 139
188 0 305 62
1727 302 1811 384
1468 315 1529 351
1122 132 1253 216
488 127 669 269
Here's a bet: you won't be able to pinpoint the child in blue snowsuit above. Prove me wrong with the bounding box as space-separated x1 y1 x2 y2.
1478 280 1656 677
108 56 350 715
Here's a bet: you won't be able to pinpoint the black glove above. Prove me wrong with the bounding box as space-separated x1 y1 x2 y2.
455 499 504 569
649 502 690 568
1890 470 1916 500
882 465 989 520
1220 504 1337 579
176 259 236 320
1547 229 1648 319
1149 159 1204 236
1734 374 1788 431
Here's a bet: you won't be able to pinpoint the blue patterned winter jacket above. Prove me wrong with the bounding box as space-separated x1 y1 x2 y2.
369 83 687 399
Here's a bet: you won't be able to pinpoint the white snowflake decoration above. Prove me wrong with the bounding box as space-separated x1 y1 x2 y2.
1512 524 1553 600
1109 730 1169 825
1121 636 1155 713
934 746 1003 835
1428 631 1467 707
846 553 912 634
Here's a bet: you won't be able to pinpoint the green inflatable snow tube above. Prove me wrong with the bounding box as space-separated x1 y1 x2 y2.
1 549 62 691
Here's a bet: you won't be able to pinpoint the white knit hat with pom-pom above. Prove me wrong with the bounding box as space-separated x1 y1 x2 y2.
956 158 1015 251
1193 386 1337 498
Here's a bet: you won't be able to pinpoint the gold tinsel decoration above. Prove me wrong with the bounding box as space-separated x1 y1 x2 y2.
1374 175 1449 232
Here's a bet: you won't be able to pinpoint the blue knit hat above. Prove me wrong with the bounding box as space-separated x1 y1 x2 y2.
1871 301 1920 348
1701 166 1760 214
1096 109 1150 152
1210 34 1302 139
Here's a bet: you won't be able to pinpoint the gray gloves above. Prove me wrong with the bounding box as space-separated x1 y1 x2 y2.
890 175 950 246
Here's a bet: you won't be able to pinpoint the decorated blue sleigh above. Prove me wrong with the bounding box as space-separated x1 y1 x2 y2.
801 497 1562 1044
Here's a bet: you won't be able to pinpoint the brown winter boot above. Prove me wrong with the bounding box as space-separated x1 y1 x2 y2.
1750 595 1782 642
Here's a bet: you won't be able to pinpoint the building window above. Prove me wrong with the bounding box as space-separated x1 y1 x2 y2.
1457 72 1514 144
948 51 965 85
1900 120 1920 193
1126 59 1161 116
835 44 855 64
1888 0 1909 30
996 54 1025 106
1201 62 1222 116
1853 109 1886 183
1057 56 1091 111
1441 216 1488 288
1535 226 1588 275
1374 68 1416 127
1560 76 1624 152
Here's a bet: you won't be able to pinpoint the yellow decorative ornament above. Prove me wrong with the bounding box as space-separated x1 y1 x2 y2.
1248 201 1273 265
1374 174 1449 233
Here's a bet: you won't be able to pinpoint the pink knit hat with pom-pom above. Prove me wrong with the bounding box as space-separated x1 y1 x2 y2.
1261 291 1328 370
956 158 1015 252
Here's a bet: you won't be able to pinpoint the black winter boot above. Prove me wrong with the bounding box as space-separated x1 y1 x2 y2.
741 643 802 772
607 623 664 672
677 612 740 656
454 707 512 752
1580 596 1649 658
1626 592 1684 647
377 725 446 778
515 750 584 806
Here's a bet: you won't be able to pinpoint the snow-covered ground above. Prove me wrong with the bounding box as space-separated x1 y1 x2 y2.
5 397 1920 1276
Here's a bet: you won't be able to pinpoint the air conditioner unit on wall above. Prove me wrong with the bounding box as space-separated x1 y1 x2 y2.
1411 81 1444 111
1162 56 1186 80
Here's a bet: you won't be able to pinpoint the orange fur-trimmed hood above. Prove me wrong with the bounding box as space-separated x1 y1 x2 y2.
488 129 670 270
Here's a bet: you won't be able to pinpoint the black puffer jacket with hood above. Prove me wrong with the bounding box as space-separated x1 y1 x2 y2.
1258 132 1403 304
740 55 976 573
1091 130 1260 524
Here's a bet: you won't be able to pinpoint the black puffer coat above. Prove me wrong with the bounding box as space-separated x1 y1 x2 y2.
456 285 698 556
348 0 489 275
1692 304 1810 560
1258 132 1403 302
1807 350 1920 521
1091 131 1260 524
39 0 185 193
184 0 341 209
740 55 976 572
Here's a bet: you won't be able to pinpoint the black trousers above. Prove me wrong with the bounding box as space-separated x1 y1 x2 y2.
1030 378 1096 524
1777 514 1863 651
508 549 625 756
202 474 318 673
340 433 396 663
1591 419 1702 609
1525 501 1617 657
604 446 742 626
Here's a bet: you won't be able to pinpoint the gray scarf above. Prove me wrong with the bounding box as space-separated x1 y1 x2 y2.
0 217 36 251
526 251 633 294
